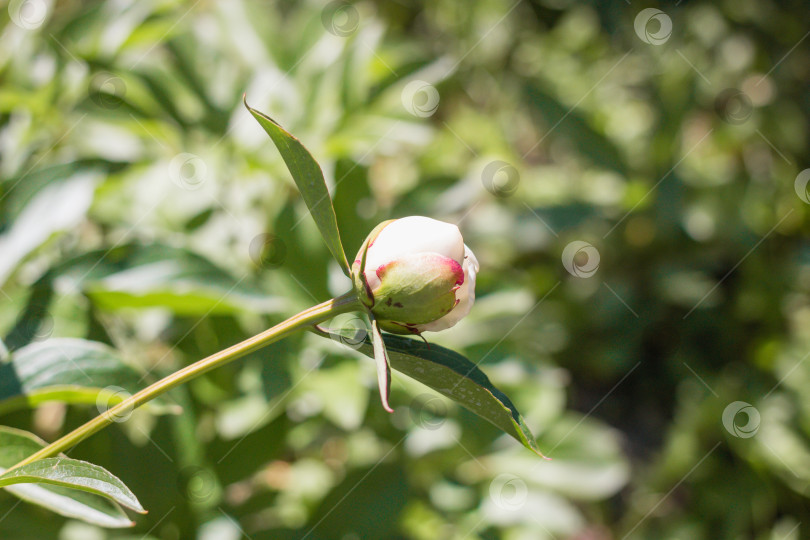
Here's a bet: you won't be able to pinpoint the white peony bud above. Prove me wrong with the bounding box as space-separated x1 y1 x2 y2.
353 216 479 334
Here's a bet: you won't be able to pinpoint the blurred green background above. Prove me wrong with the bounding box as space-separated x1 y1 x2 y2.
1 0 809 538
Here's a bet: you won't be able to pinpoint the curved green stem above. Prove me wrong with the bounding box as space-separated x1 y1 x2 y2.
7 292 361 471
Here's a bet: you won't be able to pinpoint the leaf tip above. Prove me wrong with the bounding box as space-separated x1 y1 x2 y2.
380 397 394 414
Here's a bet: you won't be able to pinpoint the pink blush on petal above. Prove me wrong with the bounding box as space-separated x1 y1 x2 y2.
438 257 464 286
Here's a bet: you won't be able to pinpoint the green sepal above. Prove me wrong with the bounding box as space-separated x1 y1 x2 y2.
369 316 393 413
351 219 395 309
371 253 461 326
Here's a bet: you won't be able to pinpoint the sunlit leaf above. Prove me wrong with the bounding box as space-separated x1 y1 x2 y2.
0 459 145 513
4 482 134 529
0 427 138 528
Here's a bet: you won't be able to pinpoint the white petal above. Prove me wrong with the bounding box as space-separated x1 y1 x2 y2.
463 243 480 274
417 244 479 332
364 216 465 272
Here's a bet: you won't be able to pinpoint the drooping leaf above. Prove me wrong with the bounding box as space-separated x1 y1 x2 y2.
244 97 351 276
370 317 393 413
4 482 134 529
0 427 138 528
0 338 174 416
0 458 145 513
314 328 544 456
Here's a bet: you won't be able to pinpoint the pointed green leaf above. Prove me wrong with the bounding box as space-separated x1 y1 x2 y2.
4 481 134 528
370 317 393 413
0 458 145 513
315 328 544 456
0 427 138 528
244 97 351 276
0 338 178 416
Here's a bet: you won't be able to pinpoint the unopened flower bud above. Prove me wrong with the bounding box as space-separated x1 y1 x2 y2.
353 216 479 334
